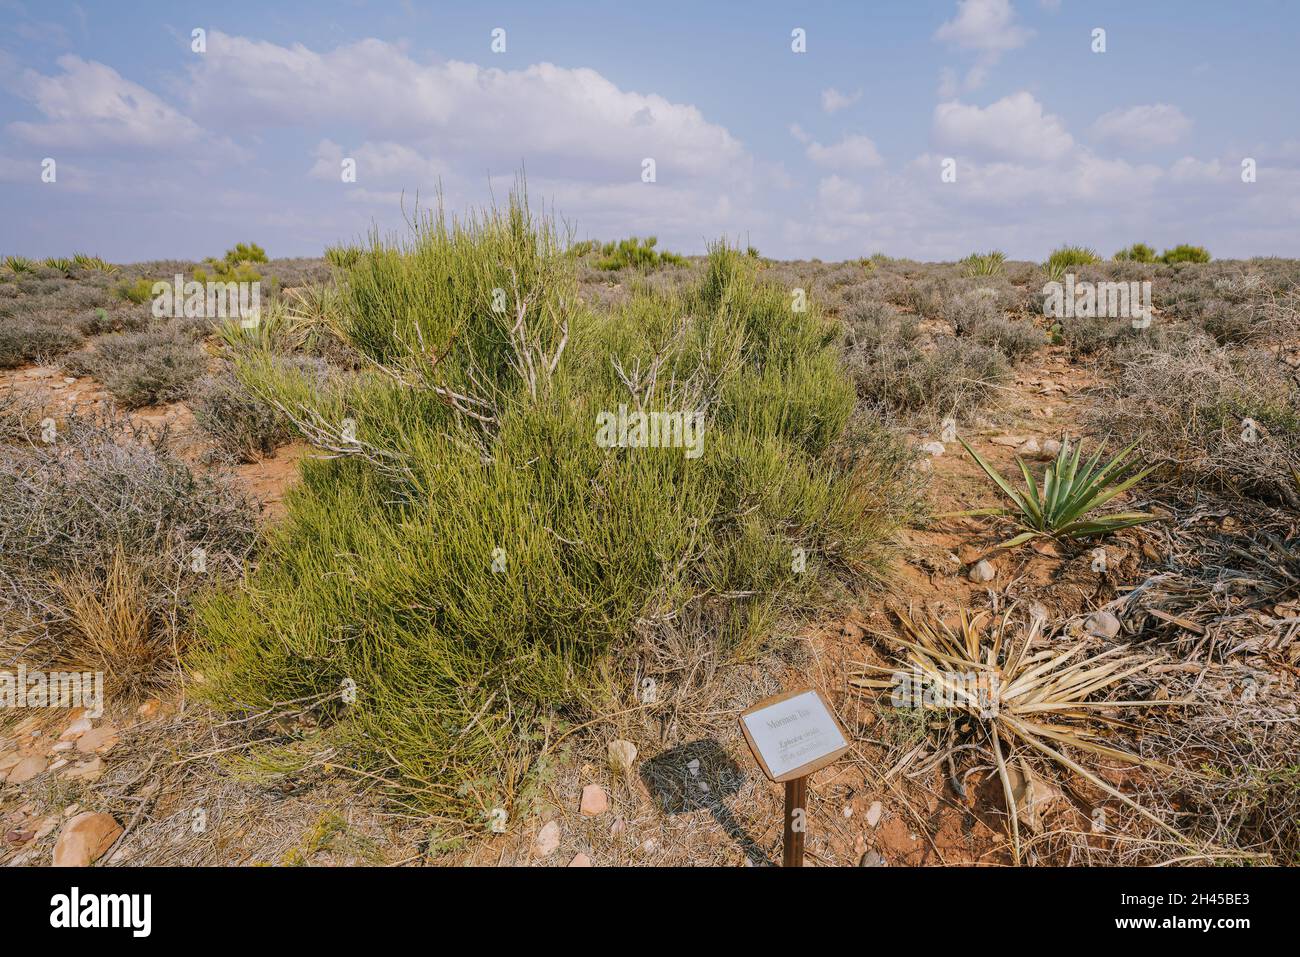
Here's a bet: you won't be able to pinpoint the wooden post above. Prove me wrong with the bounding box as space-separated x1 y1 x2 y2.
783 775 807 867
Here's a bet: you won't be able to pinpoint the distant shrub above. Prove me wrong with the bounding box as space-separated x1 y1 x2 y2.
596 236 686 271
3 256 35 274
0 314 83 367
1113 243 1157 263
115 276 156 304
974 315 1044 362
74 305 148 337
943 288 1001 335
961 251 1005 277
74 322 208 408
195 242 268 284
72 252 117 273
1160 244 1212 265
1045 245 1101 281
844 298 1009 421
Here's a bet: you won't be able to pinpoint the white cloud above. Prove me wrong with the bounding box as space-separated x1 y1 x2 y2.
1090 104 1192 150
5 55 212 151
185 33 746 180
806 134 884 170
820 87 861 113
309 139 443 184
934 92 1074 162
934 0 1033 89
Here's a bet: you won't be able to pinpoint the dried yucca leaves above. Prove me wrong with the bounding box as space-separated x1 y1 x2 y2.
851 608 1188 862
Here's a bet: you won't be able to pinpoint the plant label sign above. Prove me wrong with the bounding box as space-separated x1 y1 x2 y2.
739 688 850 783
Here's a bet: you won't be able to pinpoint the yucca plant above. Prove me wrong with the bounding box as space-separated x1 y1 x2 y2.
3 255 34 274
1044 245 1100 282
43 256 74 274
851 608 1186 861
962 250 1005 277
952 437 1159 550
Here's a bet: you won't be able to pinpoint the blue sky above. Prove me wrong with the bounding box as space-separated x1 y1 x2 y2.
1 0 1297 262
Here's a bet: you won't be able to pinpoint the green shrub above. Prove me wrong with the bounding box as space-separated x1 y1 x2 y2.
596 236 685 271
1045 245 1101 282
192 194 910 819
115 276 156 304
961 251 1005 277
325 244 362 270
72 252 117 273
3 256 35 274
1113 243 1157 263
1160 244 1212 265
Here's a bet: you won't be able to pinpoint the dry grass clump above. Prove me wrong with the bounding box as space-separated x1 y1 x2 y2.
0 403 256 701
1089 335 1300 506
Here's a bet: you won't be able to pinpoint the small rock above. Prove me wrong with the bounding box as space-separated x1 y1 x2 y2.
0 752 21 773
607 740 638 774
60 715 93 741
63 804 80 818
62 758 104 783
580 784 608 817
968 559 996 583
1085 610 1122 639
50 741 75 753
568 852 592 867
33 815 59 841
1040 439 1062 459
991 434 1028 448
52 812 122 867
859 850 887 867
1016 438 1041 457
48 759 69 772
7 755 47 785
76 725 119 754
919 441 945 457
1008 764 1063 833
841 805 853 818
532 820 561 858
865 800 883 828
